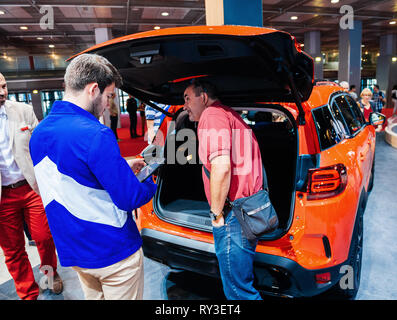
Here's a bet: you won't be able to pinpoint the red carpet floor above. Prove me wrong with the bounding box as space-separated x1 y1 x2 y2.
117 113 148 158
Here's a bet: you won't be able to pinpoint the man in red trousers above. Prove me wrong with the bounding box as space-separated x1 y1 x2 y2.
0 73 62 300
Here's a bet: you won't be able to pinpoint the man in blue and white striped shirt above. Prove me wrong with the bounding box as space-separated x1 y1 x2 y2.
145 103 170 144
29 54 157 300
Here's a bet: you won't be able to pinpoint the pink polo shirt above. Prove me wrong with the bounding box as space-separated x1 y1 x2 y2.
197 101 263 205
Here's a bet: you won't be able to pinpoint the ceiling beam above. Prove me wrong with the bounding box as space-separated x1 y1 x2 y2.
0 18 190 26
0 0 205 10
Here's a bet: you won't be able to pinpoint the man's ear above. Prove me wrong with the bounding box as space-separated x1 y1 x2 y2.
202 92 208 105
86 82 99 99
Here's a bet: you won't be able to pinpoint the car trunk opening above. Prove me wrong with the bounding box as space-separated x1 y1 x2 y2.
152 105 298 239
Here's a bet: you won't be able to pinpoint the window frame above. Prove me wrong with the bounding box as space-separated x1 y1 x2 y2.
328 92 366 139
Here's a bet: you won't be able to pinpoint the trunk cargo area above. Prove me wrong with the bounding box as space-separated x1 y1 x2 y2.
153 107 297 239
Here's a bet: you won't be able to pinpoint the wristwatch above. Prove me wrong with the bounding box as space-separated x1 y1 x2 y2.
209 210 223 221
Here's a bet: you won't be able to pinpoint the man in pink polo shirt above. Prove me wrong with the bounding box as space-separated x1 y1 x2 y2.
183 79 263 300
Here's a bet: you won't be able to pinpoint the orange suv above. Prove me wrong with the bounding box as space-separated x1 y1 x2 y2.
77 26 386 298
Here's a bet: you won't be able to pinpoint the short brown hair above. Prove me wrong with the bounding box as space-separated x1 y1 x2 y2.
189 79 218 100
64 54 122 93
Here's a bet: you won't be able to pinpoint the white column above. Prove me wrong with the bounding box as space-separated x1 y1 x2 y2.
338 21 362 92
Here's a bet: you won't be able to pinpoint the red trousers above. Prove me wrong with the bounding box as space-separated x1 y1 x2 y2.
0 184 57 300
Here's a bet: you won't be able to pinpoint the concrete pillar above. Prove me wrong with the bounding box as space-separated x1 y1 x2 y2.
304 31 323 80
94 27 120 129
338 20 362 92
205 0 263 27
376 34 397 108
31 91 43 120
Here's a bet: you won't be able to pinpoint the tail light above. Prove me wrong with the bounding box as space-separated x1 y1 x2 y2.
307 164 347 200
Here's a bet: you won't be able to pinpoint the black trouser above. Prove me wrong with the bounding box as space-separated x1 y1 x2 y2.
110 115 119 139
129 113 138 137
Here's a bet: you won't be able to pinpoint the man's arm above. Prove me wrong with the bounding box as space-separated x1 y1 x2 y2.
209 154 231 227
88 128 157 212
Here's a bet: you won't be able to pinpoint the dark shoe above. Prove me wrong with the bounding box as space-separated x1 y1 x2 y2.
51 274 64 295
28 240 36 246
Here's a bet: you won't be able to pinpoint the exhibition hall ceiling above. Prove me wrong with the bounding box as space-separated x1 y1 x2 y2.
0 0 396 55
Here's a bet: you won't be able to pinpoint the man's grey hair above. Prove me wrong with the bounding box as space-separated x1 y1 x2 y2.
64 53 123 93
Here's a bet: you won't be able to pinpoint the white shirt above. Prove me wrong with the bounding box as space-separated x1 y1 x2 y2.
0 104 25 186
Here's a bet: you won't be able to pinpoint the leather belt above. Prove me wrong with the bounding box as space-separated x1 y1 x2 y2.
2 179 28 189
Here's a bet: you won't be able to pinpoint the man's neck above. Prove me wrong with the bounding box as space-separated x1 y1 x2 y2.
63 92 88 112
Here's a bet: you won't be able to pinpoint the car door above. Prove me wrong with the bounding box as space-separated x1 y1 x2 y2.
333 94 371 190
345 94 375 187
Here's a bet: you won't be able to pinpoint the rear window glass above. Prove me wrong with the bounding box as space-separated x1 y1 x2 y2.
312 106 343 150
334 95 362 135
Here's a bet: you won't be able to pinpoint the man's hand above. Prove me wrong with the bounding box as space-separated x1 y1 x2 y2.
211 211 225 228
127 158 146 174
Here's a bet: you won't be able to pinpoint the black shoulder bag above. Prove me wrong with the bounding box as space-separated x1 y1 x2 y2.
203 165 279 241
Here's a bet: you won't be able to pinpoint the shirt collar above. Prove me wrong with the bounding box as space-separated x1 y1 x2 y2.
50 100 99 122
0 103 6 117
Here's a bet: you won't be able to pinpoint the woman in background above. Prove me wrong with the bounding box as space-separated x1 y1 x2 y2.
358 88 375 122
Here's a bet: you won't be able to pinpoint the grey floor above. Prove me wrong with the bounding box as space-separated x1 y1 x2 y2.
1 132 396 300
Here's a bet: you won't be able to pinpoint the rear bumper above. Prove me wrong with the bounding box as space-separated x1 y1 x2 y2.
141 228 344 298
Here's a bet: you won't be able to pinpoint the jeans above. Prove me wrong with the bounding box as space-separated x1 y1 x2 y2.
212 210 262 300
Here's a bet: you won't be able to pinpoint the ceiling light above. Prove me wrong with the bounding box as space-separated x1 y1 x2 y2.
361 44 365 47
290 16 298 20
20 26 28 30
154 26 160 30
315 56 322 62
32 90 39 94
161 12 169 17
390 21 396 25
49 44 55 48
37 37 43 40
392 57 397 62
331 0 339 3
0 10 5 15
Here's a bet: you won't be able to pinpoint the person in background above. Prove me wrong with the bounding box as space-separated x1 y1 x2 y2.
145 102 171 144
348 85 358 101
0 72 62 300
137 102 146 137
339 81 349 92
109 92 120 141
358 88 375 122
29 54 157 300
126 95 139 138
372 84 386 113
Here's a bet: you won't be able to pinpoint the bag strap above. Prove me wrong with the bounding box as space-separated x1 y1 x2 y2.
203 164 269 191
